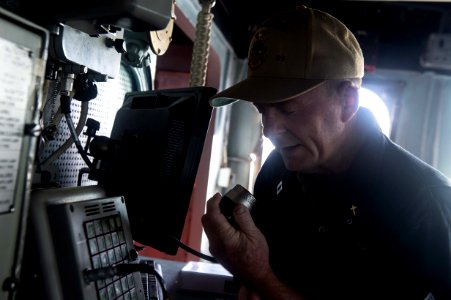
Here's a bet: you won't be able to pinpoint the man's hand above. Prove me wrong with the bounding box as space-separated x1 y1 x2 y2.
201 193 272 285
202 193 306 300
239 286 261 300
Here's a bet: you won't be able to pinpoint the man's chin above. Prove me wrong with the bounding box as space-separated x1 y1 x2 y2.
279 151 314 172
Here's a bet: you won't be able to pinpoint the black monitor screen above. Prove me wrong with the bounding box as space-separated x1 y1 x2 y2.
97 86 216 255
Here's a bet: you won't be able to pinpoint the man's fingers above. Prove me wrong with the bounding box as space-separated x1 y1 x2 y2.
232 204 257 232
202 192 232 236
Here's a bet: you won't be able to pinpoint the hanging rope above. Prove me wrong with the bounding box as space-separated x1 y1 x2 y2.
189 0 215 87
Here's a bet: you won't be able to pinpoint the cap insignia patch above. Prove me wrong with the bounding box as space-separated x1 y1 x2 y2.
248 29 269 71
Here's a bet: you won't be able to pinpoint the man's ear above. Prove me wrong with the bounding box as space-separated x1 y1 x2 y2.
340 83 359 123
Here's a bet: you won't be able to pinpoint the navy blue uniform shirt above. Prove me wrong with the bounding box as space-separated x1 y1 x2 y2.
252 108 451 300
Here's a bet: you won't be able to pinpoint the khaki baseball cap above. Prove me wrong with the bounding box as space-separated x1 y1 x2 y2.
209 6 364 107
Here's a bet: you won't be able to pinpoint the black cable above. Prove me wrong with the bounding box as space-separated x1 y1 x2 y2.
84 263 170 300
77 167 90 186
171 236 218 263
64 113 93 168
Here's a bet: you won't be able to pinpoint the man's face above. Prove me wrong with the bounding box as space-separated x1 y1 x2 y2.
254 85 345 172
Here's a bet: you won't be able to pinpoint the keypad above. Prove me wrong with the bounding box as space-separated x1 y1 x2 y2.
85 214 138 300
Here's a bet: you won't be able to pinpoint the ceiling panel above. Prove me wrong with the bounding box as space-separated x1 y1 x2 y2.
211 0 451 73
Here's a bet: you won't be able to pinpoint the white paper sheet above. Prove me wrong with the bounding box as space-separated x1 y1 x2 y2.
0 36 33 213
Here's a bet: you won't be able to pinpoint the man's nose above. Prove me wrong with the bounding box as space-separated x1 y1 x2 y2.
262 109 285 137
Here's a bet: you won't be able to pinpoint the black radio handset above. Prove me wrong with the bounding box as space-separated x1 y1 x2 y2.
219 184 256 228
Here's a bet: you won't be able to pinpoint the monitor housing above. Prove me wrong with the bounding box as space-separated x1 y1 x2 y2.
97 86 216 255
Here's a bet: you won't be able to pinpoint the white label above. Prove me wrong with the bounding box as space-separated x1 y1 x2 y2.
0 36 33 213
